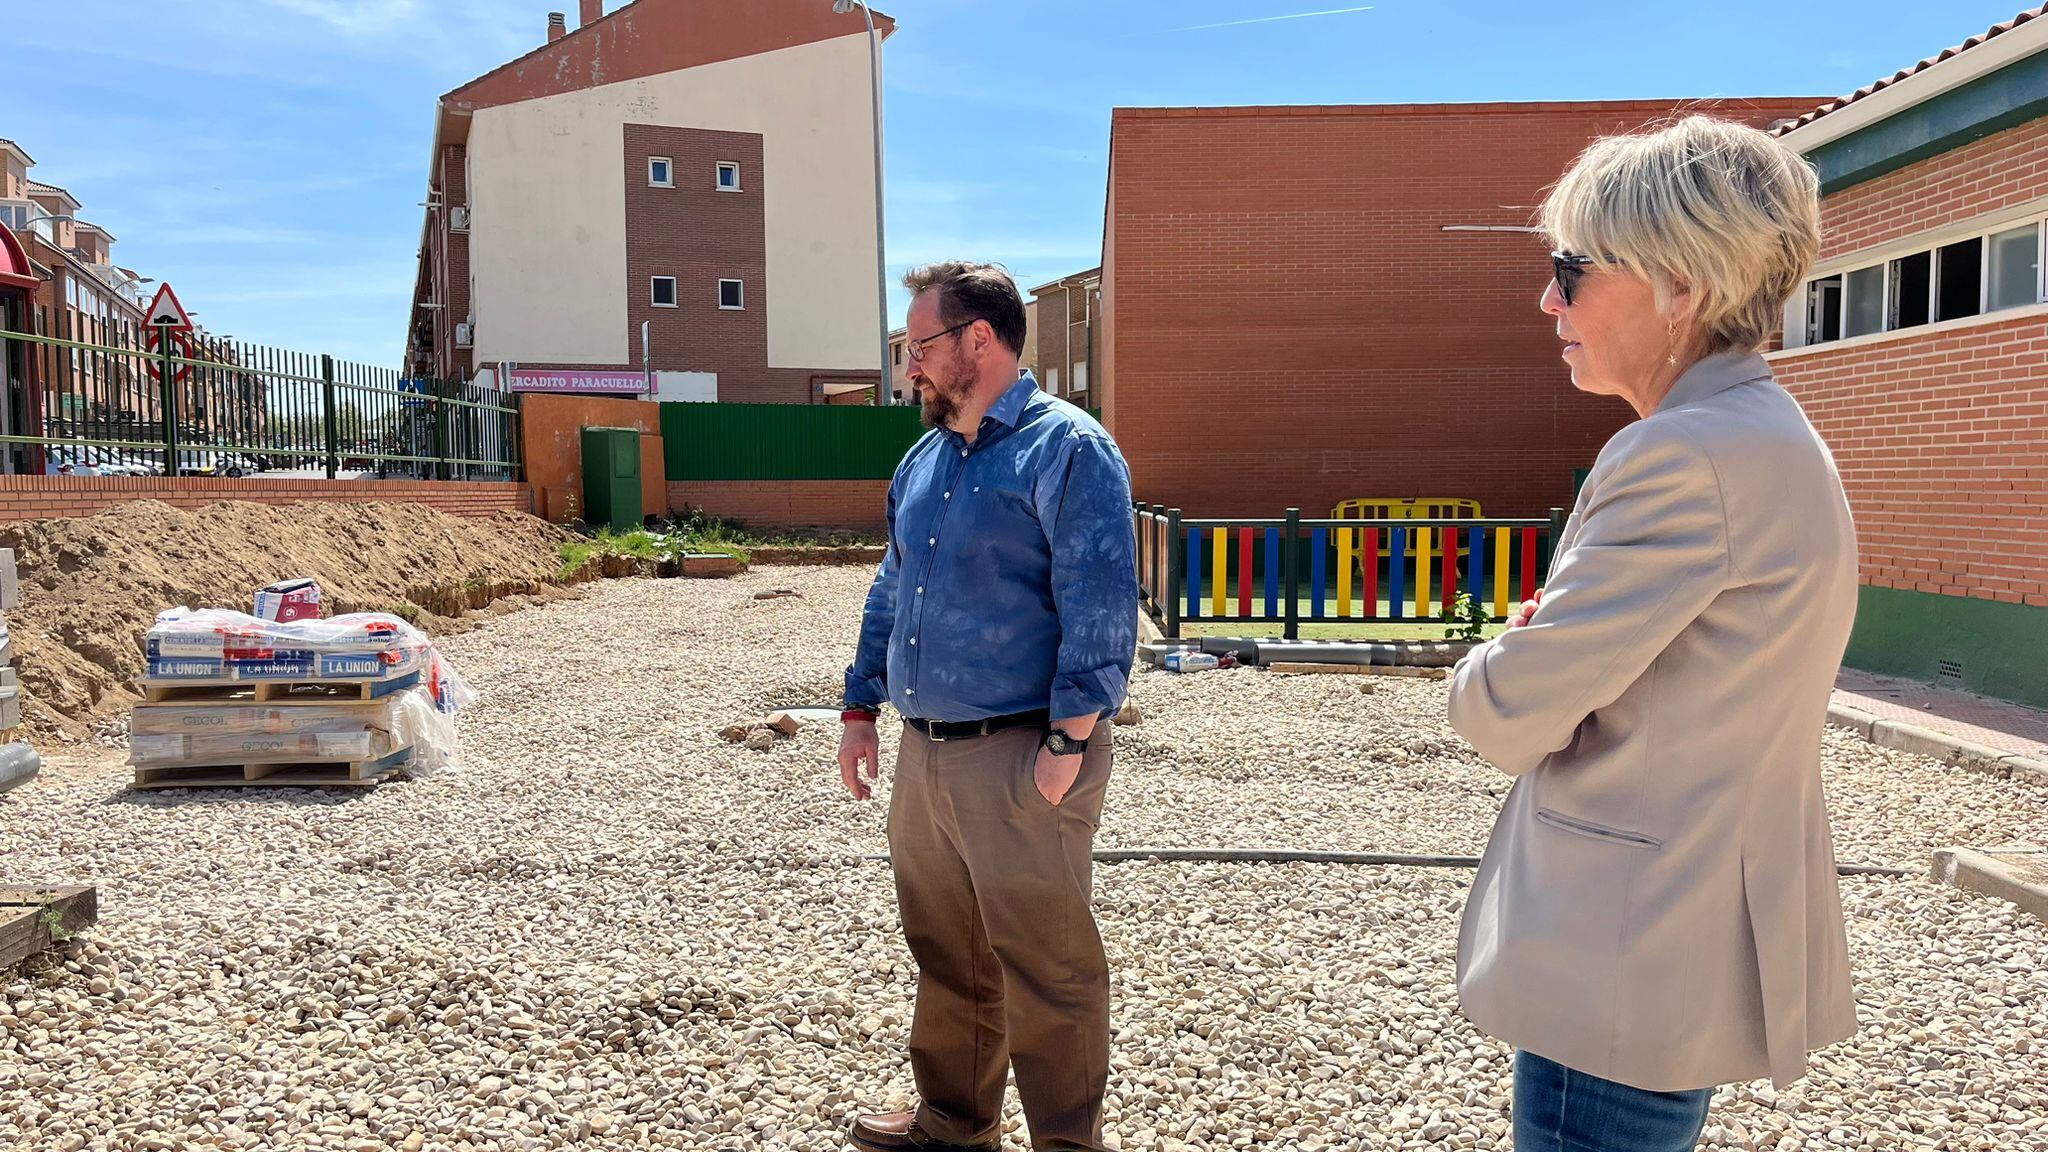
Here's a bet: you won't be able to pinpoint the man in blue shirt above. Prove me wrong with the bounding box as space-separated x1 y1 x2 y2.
839 262 1136 1152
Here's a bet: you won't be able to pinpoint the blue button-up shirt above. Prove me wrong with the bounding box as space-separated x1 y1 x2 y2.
844 374 1137 722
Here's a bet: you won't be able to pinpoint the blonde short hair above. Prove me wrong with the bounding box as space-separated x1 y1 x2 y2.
1541 115 1821 354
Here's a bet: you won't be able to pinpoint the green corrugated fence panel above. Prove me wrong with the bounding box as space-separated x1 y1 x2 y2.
662 403 1104 481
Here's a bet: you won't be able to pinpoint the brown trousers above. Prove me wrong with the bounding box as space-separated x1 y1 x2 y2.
888 724 1114 1152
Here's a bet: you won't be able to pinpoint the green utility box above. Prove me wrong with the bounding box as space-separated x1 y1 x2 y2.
580 426 643 532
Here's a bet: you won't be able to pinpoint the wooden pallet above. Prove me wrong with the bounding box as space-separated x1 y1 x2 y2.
137 669 423 705
1 886 98 969
130 746 412 790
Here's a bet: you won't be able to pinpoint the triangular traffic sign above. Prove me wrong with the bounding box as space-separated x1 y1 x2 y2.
143 283 193 330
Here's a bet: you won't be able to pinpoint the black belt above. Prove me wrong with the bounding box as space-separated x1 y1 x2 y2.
905 709 1050 743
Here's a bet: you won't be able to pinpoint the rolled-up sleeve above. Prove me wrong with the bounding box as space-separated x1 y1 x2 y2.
1037 432 1138 721
843 477 902 711
1449 422 1732 776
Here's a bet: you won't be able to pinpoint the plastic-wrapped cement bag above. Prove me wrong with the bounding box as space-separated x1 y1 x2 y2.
144 607 432 683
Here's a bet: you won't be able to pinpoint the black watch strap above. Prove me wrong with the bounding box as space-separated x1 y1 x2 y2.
1044 729 1089 756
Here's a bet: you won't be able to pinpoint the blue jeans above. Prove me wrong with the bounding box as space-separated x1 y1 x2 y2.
1514 1051 1712 1152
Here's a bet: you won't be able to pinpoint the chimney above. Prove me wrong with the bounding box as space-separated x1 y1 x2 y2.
547 11 566 41
580 0 601 27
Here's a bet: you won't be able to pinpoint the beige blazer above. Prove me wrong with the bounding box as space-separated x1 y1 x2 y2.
1449 352 1859 1092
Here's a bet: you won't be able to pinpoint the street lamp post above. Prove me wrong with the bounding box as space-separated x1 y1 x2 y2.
833 0 891 406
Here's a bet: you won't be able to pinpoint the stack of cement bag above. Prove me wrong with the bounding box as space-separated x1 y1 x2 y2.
129 607 475 789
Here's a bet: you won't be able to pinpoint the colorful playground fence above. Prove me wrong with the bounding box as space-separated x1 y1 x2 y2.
1133 503 1569 639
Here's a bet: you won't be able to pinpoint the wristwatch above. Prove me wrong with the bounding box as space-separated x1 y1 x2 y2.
1043 729 1088 757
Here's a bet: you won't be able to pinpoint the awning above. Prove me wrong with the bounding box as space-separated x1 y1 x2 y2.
0 223 36 292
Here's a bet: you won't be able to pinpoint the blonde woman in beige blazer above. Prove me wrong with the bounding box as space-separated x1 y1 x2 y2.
1448 116 1859 1152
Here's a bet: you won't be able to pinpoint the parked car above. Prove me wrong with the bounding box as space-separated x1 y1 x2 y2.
45 446 154 477
164 450 255 478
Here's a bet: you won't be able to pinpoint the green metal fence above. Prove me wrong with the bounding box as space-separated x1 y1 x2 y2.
0 319 519 481
660 401 1104 481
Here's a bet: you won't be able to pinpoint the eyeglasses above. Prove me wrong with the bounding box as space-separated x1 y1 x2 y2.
905 319 978 362
1550 250 1616 307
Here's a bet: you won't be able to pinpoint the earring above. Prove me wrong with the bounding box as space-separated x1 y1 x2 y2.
1667 321 1679 367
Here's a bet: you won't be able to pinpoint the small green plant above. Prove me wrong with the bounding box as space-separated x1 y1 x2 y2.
1441 591 1489 642
36 892 71 944
557 539 599 579
387 603 424 625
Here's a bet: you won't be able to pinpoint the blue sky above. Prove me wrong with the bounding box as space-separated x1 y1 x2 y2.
8 0 2027 366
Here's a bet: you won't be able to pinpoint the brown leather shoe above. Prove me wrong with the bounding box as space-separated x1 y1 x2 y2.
847 1108 995 1151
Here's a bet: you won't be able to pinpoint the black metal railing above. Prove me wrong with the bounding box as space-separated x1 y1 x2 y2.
0 318 518 481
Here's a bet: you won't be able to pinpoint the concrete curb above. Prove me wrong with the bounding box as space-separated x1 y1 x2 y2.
1932 846 2048 923
1136 610 1165 646
1826 703 2048 784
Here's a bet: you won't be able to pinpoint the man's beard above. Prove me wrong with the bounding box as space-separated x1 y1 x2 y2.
917 346 975 429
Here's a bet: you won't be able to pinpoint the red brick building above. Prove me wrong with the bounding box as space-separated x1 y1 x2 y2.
405 0 893 404
1030 266 1101 408
1099 97 1820 520
1768 6 2048 707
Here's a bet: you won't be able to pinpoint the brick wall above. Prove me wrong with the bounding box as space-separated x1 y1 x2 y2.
0 477 534 524
1772 121 2048 610
623 124 788 402
669 479 888 532
1815 117 2048 262
1103 98 1822 519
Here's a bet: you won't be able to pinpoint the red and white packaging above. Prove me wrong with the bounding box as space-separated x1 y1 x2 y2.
254 578 322 623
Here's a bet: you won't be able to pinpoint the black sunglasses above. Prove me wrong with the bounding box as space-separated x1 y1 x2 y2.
1550 251 1595 306
1550 250 1619 307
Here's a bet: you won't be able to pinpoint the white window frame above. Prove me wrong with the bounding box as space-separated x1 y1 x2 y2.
1986 220 2045 313
715 162 741 192
651 276 678 308
1788 202 2048 351
648 157 674 188
718 279 745 310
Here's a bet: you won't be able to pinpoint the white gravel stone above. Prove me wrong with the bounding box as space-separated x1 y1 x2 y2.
1 568 2044 1151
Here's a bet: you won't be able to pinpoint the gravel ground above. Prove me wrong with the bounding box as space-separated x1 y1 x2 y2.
3 566 2046 1152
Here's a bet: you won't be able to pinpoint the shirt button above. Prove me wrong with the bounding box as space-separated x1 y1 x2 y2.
916 586 925 594
959 449 968 457
906 688 916 696
927 538 935 546
910 637 918 646
943 492 951 499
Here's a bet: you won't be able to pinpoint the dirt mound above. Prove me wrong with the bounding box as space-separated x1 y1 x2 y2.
2 500 586 741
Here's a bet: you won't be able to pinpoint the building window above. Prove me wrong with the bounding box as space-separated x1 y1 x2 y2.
649 157 674 188
1988 222 2042 312
1797 210 2048 347
1805 275 1842 345
1888 250 1931 330
716 162 741 191
1935 239 1983 322
718 279 744 309
1045 367 1061 394
652 276 677 307
1843 264 1884 338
